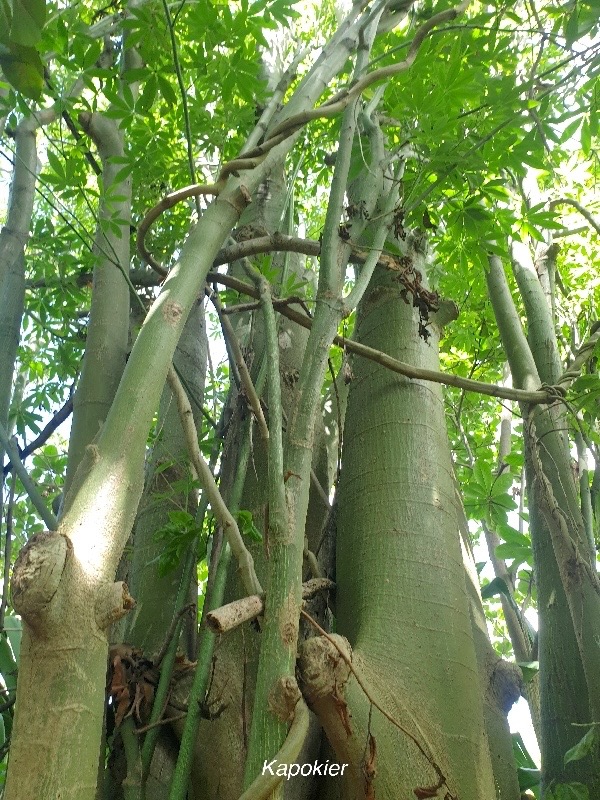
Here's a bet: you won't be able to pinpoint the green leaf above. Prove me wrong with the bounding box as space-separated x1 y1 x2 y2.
564 727 598 765
496 522 529 546
168 510 195 526
46 148 67 183
481 576 510 600
490 493 518 511
138 72 157 114
236 509 263 542
491 471 513 495
4 614 23 664
0 634 17 683
10 0 46 47
81 41 102 71
549 783 589 800
157 73 177 106
494 542 532 564
517 767 541 791
564 5 581 46
473 460 492 491
517 661 539 683
581 116 591 157
0 0 12 46
559 116 582 144
0 41 43 99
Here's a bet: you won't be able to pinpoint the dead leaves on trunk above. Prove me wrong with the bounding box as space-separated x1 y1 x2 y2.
107 644 193 728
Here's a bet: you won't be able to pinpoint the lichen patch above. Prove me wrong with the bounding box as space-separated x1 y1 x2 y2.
162 300 183 326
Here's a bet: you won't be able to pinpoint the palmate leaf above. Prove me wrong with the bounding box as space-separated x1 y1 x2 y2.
495 541 532 566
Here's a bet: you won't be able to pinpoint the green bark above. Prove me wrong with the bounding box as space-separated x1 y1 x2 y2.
127 300 207 659
63 111 132 496
0 118 36 510
336 263 496 799
190 168 329 800
486 254 600 795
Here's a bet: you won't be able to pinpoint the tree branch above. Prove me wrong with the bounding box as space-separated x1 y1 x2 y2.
3 388 74 477
549 197 600 237
137 0 472 275
207 271 560 405
211 292 269 441
166 367 263 597
0 421 58 531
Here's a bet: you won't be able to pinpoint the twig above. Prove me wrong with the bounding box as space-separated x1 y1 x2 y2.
220 295 311 316
160 0 199 212
0 422 58 531
310 468 331 510
210 293 269 441
549 198 600 237
166 367 263 597
154 603 196 668
205 271 562 405
44 69 103 176
3 386 74 476
134 712 187 734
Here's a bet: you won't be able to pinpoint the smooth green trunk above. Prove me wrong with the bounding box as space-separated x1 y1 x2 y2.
337 264 496 799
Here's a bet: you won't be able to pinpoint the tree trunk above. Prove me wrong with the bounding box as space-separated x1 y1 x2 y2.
334 257 498 799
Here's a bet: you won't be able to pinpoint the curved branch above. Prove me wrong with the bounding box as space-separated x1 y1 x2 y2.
557 326 600 389
265 0 471 144
549 197 600 237
236 697 310 800
136 183 221 274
